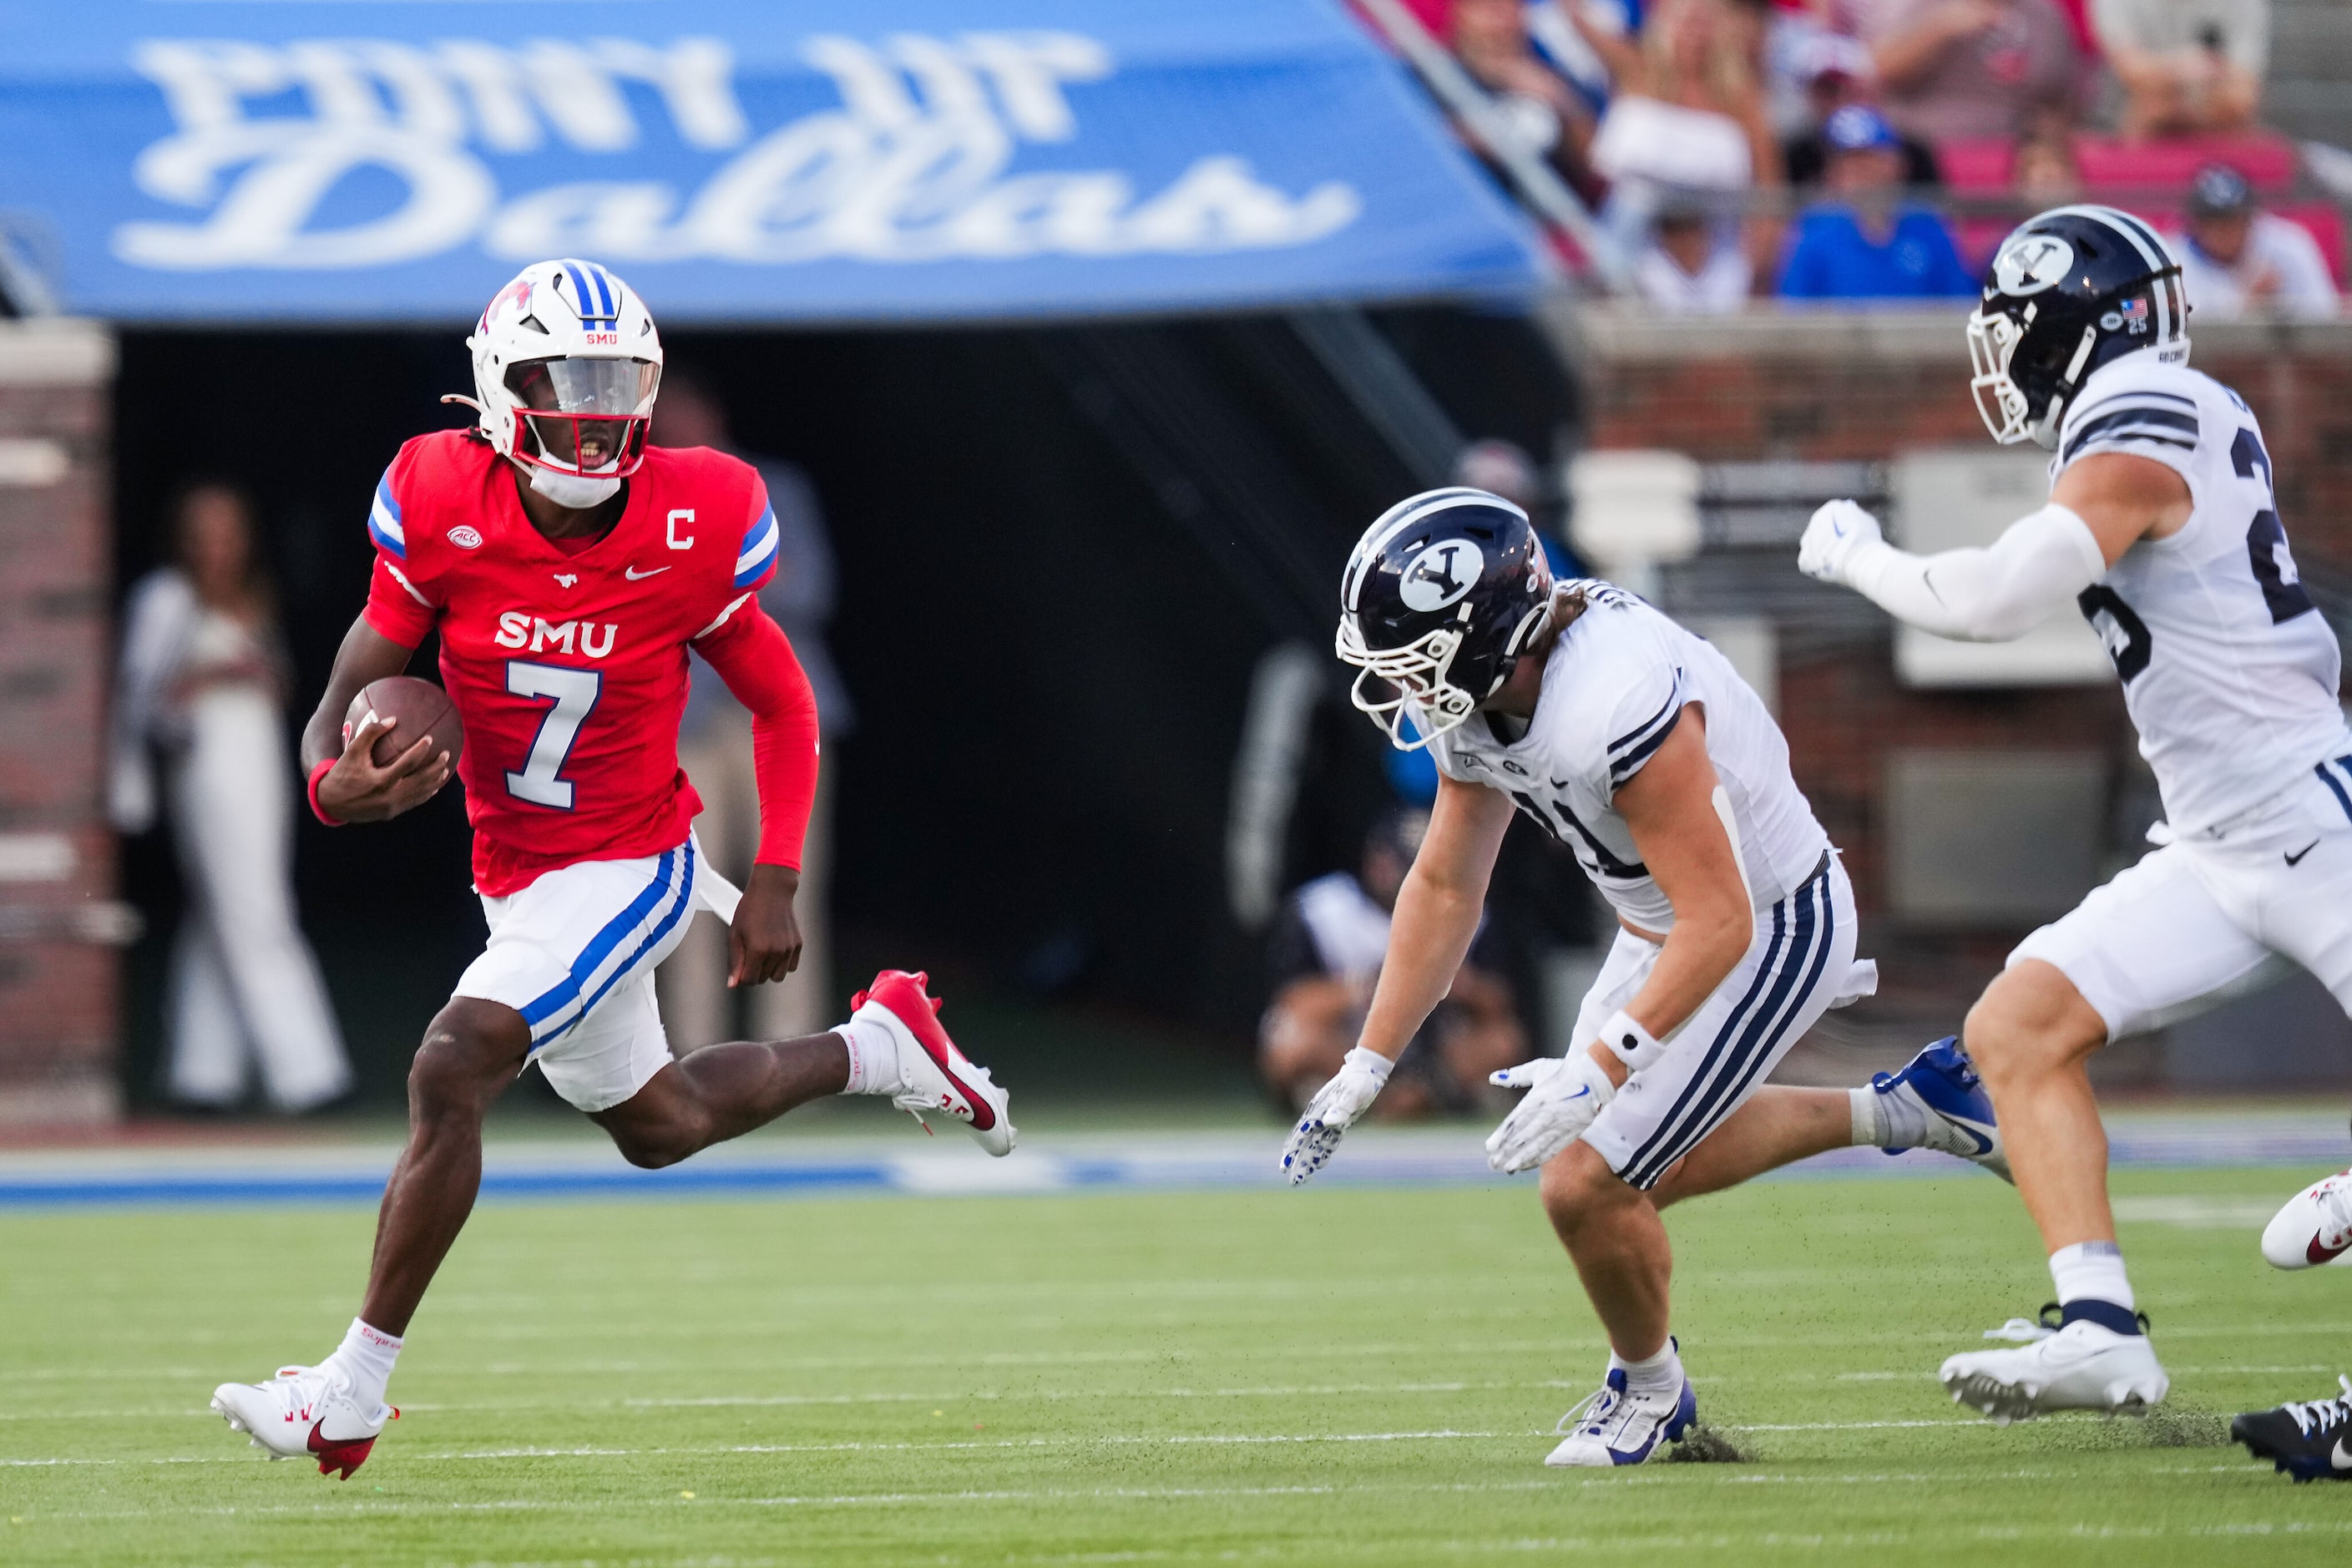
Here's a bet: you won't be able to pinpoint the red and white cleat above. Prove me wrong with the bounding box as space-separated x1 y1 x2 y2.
852 969 1017 1157
2263 1170 2352 1269
210 1364 395 1479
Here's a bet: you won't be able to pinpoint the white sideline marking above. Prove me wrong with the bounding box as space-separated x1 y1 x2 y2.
19 1466 2318 1525
0 1412 2229 1470
2112 1196 2284 1229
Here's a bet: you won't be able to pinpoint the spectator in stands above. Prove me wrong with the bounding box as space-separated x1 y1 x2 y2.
2012 119 2086 204
1575 0 1786 255
1635 192 1757 310
650 371 855 1048
1839 0 2081 145
1258 807 1525 1116
1778 104 1980 298
1783 30 1943 188
109 483 352 1114
1452 0 1606 202
2092 0 2265 139
2165 164 2340 321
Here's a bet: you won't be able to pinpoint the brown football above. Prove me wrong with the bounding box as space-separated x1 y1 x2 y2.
343 675 464 770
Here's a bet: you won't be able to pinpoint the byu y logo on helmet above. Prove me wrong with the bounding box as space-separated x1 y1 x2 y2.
1966 205 2188 448
1335 488 1553 751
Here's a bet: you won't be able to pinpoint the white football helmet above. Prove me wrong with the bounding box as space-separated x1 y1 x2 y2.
462 259 662 489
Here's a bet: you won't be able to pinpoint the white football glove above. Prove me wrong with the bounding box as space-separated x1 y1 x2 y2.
1280 1047 1392 1186
1485 1050 1619 1175
1798 499 1884 586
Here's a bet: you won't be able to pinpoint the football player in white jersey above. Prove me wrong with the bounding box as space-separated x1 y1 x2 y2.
1800 205 2352 1422
1283 488 2013 1467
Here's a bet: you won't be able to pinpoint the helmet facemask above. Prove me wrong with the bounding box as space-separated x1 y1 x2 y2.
505 357 659 480
1336 593 1554 751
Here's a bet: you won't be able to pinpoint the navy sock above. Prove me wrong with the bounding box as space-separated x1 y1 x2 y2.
2059 1297 2142 1336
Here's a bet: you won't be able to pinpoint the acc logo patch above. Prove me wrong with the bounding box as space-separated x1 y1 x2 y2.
1993 235 2076 297
1399 539 1484 613
447 526 483 549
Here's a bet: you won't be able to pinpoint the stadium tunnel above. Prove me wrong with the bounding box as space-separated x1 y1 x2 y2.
107 308 1584 1105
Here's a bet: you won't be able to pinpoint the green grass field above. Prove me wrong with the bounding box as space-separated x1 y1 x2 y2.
4 1166 2349 1566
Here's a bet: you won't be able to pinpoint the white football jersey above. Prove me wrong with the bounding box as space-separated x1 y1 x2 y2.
2056 354 2349 833
1425 581 1830 933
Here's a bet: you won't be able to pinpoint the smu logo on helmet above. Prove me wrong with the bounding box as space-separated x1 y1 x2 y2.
1994 235 2076 297
1399 539 1485 613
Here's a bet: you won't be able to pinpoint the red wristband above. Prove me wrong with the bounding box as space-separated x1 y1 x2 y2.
306 758 343 826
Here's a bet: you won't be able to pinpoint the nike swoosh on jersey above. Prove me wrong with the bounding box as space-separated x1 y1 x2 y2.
2287 841 2319 867
624 564 670 580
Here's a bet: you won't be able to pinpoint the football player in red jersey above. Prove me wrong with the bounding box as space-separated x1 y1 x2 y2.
209 260 1014 1480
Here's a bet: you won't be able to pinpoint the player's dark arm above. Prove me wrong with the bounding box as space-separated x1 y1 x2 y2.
301 613 451 825
1611 709 1751 1066
1354 771 1517 1064
694 604 820 988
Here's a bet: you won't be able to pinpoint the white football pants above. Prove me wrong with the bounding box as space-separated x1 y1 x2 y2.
2011 753 2352 1038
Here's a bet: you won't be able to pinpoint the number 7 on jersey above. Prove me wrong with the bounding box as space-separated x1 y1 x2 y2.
504 660 601 809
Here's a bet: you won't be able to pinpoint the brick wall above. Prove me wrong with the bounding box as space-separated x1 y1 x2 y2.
0 321 120 1125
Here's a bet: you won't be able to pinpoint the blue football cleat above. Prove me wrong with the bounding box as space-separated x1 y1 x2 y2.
1871 1038 2012 1182
1545 1365 1697 1467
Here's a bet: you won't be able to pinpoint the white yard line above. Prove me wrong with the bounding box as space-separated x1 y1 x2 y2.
14 1464 2301 1525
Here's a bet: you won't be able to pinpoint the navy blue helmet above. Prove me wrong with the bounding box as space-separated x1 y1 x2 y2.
1969 205 2190 448
1336 488 1554 750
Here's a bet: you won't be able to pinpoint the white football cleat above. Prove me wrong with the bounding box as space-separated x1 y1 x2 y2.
1544 1366 1697 1467
1939 1311 2168 1424
852 969 1016 1156
2261 1170 2352 1269
210 1363 394 1479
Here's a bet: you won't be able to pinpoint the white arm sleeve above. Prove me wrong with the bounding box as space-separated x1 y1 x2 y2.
1843 503 2107 642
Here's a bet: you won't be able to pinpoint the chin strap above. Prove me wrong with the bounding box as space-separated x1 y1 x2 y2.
439 393 484 413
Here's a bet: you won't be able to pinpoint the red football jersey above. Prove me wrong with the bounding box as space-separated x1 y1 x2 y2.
362 430 779 895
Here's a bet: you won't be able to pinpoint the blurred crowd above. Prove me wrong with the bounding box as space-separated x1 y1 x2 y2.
1374 0 2341 315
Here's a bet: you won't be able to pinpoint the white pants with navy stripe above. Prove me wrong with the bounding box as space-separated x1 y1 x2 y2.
453 835 706 1112
1579 854 1859 1191
2011 752 2352 1040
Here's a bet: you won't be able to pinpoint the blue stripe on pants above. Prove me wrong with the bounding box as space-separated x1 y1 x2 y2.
569 838 698 1034
1618 867 1833 1189
518 847 681 1044
1626 875 1837 1189
1615 896 1793 1181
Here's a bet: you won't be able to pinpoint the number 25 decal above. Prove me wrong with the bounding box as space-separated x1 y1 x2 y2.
504 660 600 808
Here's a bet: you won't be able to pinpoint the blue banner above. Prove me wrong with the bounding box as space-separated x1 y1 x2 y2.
0 1 1545 323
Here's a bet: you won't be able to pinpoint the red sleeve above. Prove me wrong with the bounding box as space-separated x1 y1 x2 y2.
365 556 437 648
362 454 438 648
694 599 819 871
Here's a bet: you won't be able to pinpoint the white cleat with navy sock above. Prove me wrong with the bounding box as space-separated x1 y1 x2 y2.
1939 1301 2169 1423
